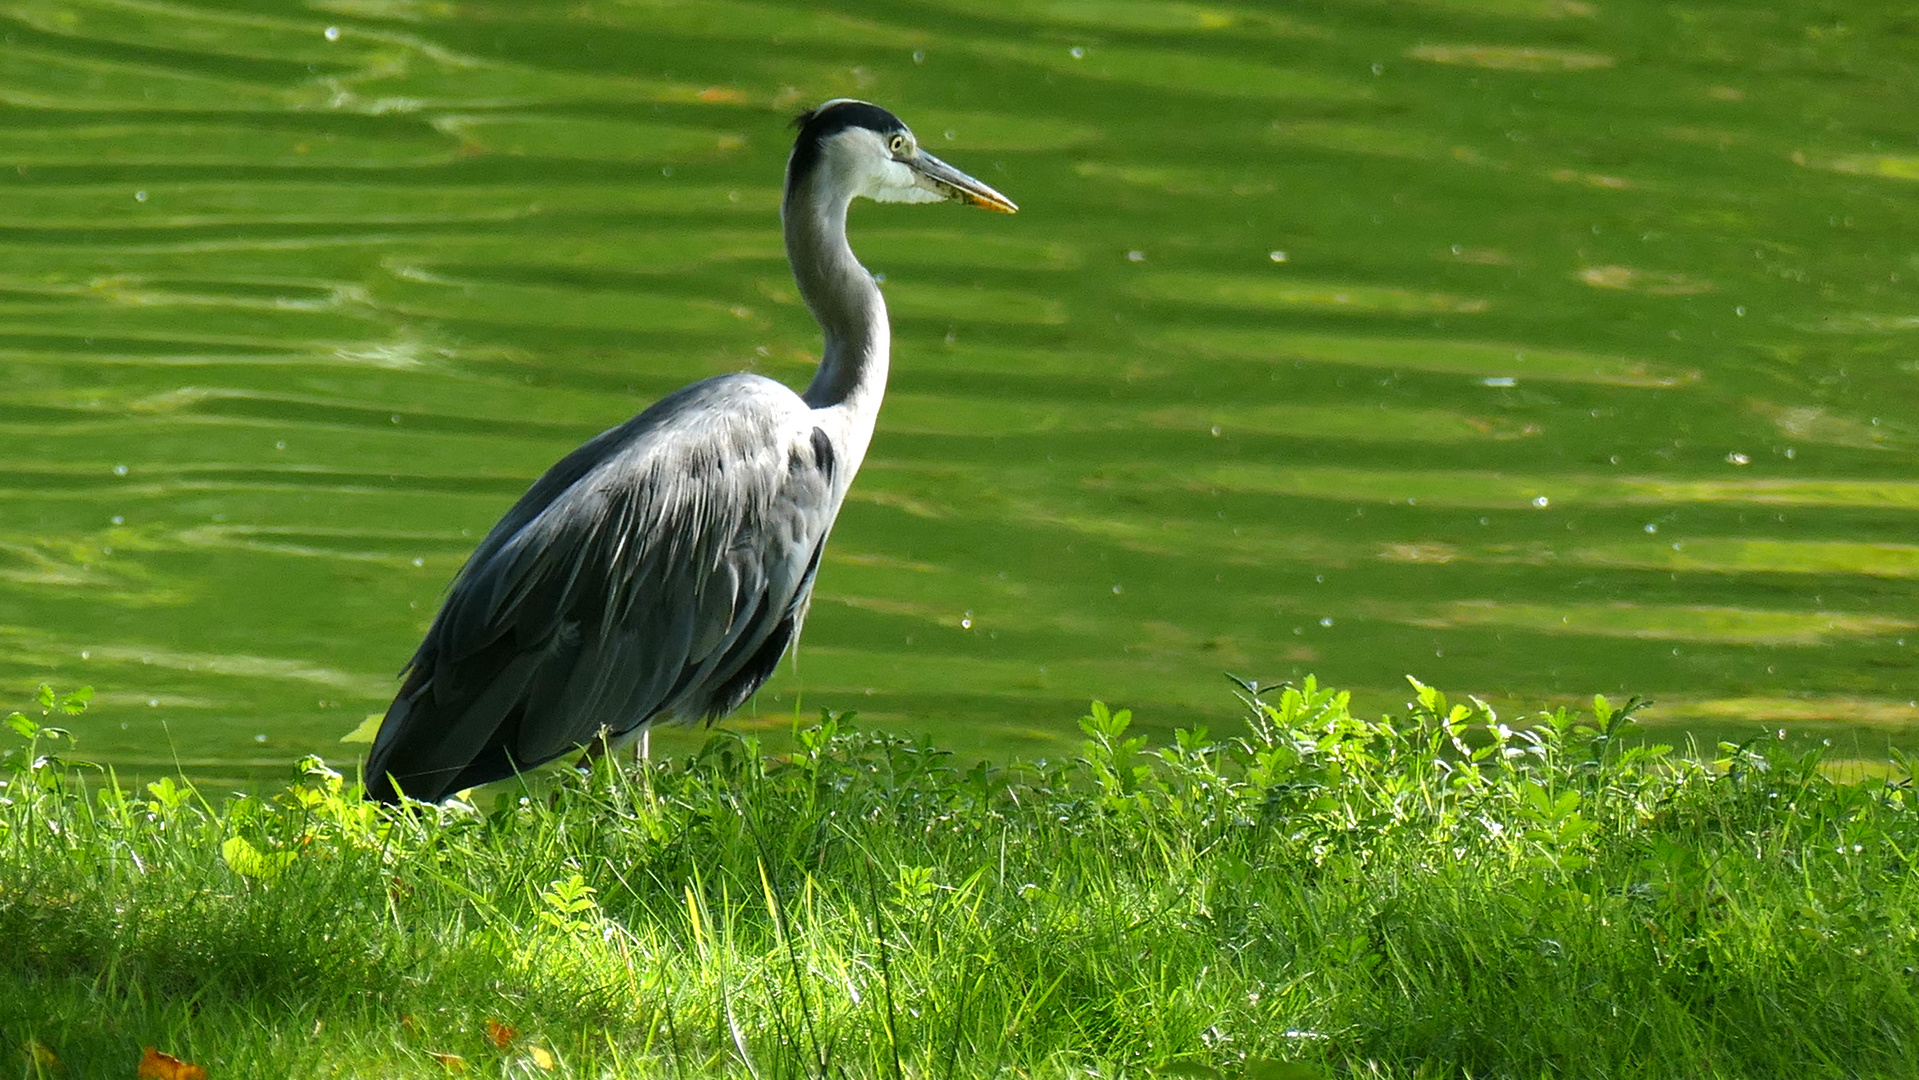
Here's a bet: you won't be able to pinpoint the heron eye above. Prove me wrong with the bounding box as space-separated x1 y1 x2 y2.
889 134 908 155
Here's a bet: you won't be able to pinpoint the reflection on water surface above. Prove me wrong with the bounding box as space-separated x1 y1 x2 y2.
3 0 1917 780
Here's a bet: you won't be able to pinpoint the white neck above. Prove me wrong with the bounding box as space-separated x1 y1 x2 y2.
784 178 889 476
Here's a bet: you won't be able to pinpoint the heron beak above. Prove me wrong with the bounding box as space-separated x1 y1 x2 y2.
910 151 1018 214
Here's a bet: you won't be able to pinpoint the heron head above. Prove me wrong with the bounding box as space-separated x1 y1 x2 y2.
786 99 1017 214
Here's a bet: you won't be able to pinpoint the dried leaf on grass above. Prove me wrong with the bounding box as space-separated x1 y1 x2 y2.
136 1048 207 1080
483 1019 517 1048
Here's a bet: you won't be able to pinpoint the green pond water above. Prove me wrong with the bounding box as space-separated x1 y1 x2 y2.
6 0 1919 784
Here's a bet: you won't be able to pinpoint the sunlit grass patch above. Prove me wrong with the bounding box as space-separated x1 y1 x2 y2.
5 679 1918 1077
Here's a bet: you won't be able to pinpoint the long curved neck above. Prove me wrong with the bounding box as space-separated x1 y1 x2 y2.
784 180 889 460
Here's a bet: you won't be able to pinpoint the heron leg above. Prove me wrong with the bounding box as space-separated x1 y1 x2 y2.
576 725 616 770
574 726 653 800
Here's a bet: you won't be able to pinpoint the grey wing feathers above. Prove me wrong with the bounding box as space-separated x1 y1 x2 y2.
365 374 841 803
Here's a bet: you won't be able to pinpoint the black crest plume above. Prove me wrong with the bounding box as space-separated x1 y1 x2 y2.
786 100 907 194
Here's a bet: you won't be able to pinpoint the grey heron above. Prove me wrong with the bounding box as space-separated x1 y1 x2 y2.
365 100 1016 803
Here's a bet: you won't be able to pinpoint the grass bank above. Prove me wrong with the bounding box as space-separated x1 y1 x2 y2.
2 679 1915 1078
